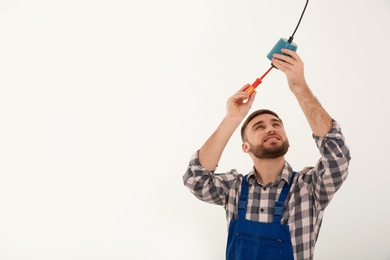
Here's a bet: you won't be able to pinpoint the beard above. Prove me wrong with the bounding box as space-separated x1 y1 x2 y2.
250 139 289 159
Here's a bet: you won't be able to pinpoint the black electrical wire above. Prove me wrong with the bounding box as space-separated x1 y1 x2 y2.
288 0 309 43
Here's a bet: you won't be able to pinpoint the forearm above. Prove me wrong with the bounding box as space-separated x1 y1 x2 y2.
271 49 333 136
198 84 255 171
199 115 243 171
292 83 333 137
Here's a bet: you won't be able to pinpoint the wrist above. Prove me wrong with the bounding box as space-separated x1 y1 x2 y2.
290 81 309 95
223 114 245 127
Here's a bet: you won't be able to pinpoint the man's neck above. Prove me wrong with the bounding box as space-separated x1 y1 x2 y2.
253 156 285 185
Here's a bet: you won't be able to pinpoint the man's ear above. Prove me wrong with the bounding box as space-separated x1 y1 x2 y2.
242 142 250 153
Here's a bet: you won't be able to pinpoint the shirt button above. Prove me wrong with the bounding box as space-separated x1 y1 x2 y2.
263 187 267 191
260 208 264 213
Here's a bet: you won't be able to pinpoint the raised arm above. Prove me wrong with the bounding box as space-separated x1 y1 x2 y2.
198 84 256 171
272 49 333 137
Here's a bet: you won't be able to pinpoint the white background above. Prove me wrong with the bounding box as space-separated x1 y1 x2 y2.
1 0 390 259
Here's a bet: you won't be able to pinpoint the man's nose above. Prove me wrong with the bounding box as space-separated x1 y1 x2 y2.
266 125 276 134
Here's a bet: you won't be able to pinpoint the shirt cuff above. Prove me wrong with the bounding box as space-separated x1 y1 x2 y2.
313 120 344 150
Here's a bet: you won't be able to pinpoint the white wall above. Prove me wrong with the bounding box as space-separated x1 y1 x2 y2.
1 0 389 259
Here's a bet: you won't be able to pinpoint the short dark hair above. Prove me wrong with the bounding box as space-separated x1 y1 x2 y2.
240 109 283 141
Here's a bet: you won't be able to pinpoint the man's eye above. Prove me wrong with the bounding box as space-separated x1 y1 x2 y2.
273 123 280 127
256 125 264 129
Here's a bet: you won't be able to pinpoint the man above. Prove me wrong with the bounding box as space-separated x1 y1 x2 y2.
182 49 351 260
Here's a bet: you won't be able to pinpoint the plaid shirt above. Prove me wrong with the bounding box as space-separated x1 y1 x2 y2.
183 120 351 260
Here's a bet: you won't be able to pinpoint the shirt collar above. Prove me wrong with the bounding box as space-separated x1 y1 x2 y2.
245 162 294 185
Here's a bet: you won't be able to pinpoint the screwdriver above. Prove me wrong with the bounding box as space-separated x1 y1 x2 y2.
244 65 274 96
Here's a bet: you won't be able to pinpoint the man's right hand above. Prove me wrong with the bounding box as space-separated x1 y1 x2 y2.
226 84 257 120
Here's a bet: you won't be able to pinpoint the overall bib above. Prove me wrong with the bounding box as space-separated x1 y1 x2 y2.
226 172 296 260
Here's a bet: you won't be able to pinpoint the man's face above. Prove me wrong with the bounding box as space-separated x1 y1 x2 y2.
242 113 289 159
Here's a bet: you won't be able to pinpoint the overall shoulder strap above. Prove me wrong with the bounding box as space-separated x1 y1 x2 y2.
237 174 249 220
273 171 297 224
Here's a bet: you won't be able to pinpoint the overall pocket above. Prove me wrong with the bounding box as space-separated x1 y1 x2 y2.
234 233 284 260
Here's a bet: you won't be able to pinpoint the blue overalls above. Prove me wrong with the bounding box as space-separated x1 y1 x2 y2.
226 172 296 260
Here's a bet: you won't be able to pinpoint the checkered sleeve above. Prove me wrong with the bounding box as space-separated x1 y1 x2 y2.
183 151 239 206
310 120 351 210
